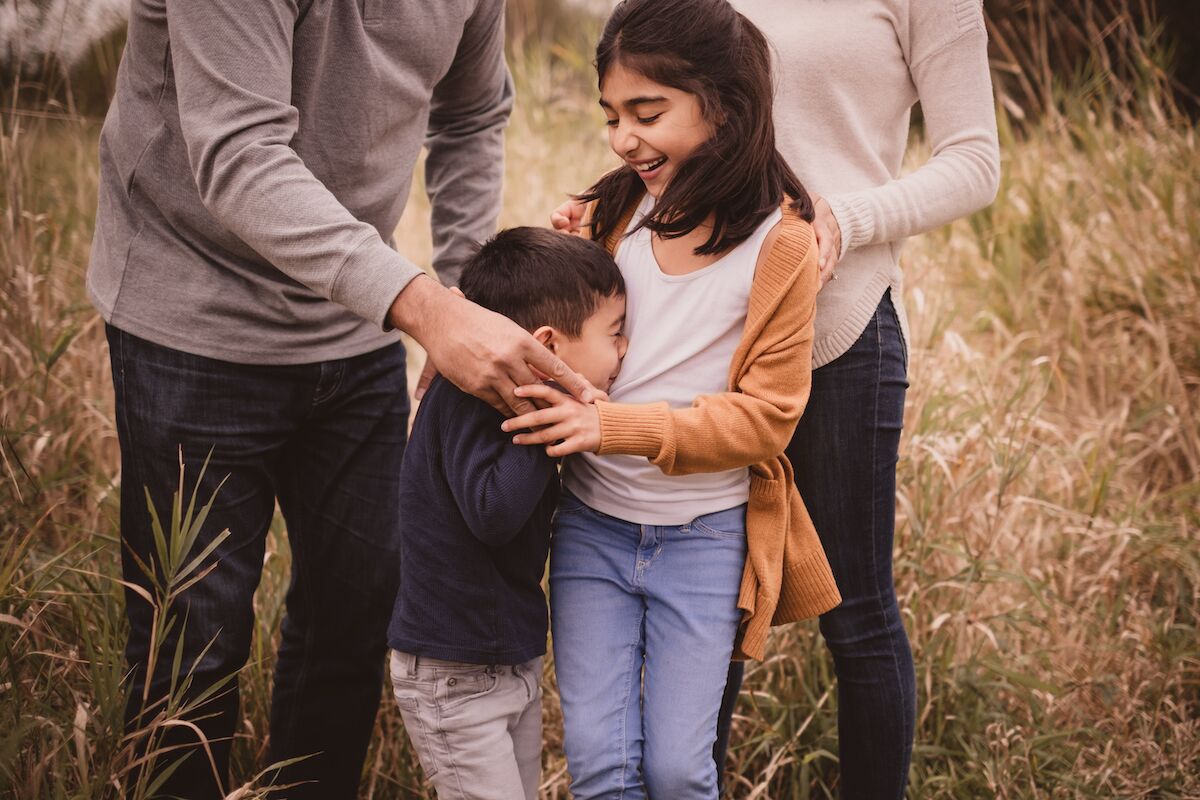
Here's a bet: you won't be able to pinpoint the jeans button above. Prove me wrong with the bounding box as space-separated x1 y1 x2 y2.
447 677 457 687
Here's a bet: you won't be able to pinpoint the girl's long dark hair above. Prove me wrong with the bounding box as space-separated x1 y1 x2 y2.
581 0 814 255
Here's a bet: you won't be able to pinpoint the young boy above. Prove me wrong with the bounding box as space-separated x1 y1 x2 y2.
387 227 627 800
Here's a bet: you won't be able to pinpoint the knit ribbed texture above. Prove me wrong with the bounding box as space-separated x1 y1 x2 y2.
596 195 842 660
595 400 672 460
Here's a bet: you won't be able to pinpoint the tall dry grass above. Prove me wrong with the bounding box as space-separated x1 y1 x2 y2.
2 1 1198 797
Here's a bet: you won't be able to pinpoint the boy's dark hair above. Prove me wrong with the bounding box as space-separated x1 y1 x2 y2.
458 227 625 337
580 0 814 256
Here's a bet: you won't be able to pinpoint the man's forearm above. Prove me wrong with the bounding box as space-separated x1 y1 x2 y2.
388 274 446 344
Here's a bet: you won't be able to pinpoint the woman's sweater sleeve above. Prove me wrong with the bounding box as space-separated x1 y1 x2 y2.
593 239 818 476
824 0 1000 257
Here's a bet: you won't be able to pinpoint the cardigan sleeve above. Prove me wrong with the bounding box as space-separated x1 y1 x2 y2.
595 239 818 475
824 0 1000 257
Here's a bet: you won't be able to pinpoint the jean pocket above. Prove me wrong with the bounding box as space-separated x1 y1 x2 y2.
435 668 500 712
393 695 442 778
690 505 747 541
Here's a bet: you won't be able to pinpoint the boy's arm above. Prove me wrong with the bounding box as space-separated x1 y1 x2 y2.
442 396 559 547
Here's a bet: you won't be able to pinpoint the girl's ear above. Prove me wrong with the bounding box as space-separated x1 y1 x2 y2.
532 325 558 352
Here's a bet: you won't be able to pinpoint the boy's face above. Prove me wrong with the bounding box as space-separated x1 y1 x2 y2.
541 293 627 393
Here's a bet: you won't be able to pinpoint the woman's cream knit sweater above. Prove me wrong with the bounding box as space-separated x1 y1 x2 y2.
735 0 1001 367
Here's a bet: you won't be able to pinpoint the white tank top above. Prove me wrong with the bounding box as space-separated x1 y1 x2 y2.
563 195 783 525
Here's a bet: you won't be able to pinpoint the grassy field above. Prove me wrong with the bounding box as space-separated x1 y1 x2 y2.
2 6 1199 798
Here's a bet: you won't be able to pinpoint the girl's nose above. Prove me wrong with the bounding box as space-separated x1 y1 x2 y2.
611 123 638 157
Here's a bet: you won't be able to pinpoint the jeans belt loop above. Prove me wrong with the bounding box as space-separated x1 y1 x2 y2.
407 654 419 678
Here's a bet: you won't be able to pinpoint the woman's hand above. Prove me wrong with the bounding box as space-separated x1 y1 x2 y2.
810 193 843 290
550 197 587 236
501 383 603 457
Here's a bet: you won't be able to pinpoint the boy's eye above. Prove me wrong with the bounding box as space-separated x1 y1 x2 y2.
605 118 619 127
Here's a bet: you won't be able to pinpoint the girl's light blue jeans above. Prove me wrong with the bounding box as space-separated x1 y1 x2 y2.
550 490 747 800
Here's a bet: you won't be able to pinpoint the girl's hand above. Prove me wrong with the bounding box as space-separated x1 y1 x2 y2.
810 193 843 290
550 197 587 236
501 383 602 457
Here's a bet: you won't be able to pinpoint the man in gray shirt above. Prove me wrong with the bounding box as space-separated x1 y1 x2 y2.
88 1 590 797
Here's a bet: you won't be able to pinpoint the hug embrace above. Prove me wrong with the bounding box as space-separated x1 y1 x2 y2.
89 0 999 798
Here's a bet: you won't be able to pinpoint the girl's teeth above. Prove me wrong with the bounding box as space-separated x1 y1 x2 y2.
635 157 666 172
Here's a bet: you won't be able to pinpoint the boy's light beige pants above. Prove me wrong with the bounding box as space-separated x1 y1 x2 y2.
389 650 543 800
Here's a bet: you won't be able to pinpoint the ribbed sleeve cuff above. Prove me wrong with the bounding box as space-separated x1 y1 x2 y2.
329 234 426 331
773 548 843 624
595 400 671 460
824 192 876 258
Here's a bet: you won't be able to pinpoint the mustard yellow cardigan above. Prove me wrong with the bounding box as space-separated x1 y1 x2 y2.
591 196 842 660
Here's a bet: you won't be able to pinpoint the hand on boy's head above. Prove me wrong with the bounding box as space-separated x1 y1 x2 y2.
394 279 598 416
501 383 603 458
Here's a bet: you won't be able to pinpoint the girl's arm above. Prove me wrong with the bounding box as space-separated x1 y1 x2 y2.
825 1 1000 258
505 226 819 473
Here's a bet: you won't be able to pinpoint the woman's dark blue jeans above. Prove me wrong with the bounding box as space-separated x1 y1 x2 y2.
715 290 916 798
107 325 409 799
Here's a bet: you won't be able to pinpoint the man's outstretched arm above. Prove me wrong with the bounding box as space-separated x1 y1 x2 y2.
164 0 593 415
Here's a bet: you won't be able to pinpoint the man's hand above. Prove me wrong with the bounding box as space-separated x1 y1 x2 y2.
550 197 586 236
501 383 602 458
390 277 598 416
810 193 843 291
414 286 465 401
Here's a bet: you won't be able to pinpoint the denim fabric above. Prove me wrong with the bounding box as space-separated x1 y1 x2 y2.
794 288 914 798
550 492 747 800
107 325 408 799
389 651 543 800
713 289 914 798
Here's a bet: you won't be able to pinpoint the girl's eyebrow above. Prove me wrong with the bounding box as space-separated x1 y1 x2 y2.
598 96 669 110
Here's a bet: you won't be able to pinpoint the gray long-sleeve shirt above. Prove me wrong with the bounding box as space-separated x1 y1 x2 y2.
88 0 513 364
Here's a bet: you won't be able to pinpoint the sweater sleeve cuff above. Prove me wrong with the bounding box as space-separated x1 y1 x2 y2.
595 400 670 459
329 234 426 331
824 192 876 258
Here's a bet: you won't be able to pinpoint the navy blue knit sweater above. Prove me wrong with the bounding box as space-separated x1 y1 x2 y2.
387 375 559 665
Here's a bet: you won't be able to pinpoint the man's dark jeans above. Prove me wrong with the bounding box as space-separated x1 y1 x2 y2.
107 325 408 799
715 290 916 798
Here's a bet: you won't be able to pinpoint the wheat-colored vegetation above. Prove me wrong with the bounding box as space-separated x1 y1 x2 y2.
2 0 1197 797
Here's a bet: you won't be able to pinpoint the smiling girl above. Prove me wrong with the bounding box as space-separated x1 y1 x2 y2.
503 1 842 796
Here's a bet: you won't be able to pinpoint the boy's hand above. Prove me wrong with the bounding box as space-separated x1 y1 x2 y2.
502 383 602 457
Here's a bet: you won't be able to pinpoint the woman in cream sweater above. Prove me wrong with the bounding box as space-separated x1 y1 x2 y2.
723 1 1001 796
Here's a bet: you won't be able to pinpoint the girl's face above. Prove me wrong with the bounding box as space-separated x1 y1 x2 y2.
599 62 714 198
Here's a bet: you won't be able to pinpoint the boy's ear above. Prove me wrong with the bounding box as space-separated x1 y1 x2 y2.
532 325 557 352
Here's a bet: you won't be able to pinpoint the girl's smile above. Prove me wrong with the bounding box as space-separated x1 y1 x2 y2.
599 63 714 197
